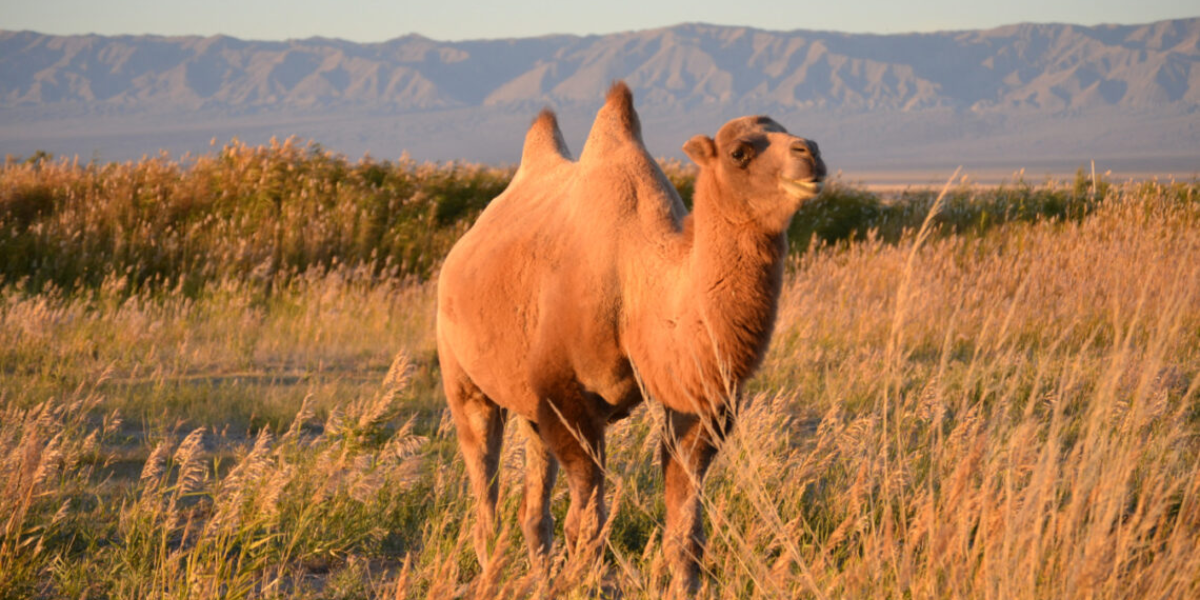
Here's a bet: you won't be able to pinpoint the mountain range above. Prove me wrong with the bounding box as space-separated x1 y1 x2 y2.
3 19 1198 179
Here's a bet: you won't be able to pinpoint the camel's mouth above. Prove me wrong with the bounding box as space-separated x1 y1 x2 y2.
779 177 824 199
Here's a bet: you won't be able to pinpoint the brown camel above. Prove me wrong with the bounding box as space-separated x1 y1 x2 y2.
436 81 825 591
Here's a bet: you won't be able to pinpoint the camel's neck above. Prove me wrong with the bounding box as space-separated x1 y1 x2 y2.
626 174 788 414
688 178 789 382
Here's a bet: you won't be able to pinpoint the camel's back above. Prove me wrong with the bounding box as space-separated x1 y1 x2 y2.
436 83 687 417
439 82 683 332
435 154 594 415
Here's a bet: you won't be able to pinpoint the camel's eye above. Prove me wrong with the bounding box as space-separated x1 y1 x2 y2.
730 143 754 167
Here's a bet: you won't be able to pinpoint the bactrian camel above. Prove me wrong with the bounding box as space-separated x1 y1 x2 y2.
436 81 826 590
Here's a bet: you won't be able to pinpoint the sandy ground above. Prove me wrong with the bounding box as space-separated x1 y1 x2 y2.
839 166 1199 194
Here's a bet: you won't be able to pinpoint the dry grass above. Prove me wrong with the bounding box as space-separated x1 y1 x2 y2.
742 181 1200 598
1 153 1198 598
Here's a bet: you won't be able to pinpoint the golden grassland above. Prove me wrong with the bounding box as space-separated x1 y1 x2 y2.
2 144 1199 598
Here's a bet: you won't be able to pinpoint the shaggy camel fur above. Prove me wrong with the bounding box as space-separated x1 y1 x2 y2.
436 81 826 590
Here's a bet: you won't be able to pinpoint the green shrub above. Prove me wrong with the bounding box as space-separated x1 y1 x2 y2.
0 140 514 296
3 142 1194 300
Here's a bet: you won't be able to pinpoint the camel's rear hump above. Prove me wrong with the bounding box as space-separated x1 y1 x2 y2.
513 109 572 181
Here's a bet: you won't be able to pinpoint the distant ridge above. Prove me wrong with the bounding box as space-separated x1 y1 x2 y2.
2 19 1198 176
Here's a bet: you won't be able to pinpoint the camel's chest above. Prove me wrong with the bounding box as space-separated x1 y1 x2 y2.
575 354 645 424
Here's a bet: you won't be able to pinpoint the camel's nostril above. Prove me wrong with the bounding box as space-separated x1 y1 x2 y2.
790 141 810 156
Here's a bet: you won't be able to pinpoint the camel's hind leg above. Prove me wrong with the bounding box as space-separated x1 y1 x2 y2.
517 418 558 563
440 349 507 568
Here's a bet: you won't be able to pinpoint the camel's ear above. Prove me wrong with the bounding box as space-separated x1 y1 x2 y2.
683 135 716 167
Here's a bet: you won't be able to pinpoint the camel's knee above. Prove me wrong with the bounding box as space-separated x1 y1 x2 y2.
471 501 501 567
563 504 581 550
517 473 555 556
562 489 607 555
519 500 553 559
551 453 607 555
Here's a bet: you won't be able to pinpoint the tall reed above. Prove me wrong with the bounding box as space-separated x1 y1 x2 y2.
1 161 1197 597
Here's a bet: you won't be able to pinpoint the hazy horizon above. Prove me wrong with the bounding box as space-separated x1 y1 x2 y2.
6 0 1198 43
3 18 1198 182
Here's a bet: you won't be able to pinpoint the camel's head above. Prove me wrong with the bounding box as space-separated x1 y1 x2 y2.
683 116 826 231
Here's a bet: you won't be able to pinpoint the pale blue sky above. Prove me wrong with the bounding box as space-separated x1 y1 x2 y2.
3 0 1197 41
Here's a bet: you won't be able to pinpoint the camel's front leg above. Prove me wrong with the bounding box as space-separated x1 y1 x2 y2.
661 406 728 594
537 394 607 561
517 418 559 564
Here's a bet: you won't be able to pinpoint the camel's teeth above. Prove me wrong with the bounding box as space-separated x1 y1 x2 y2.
779 178 823 199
